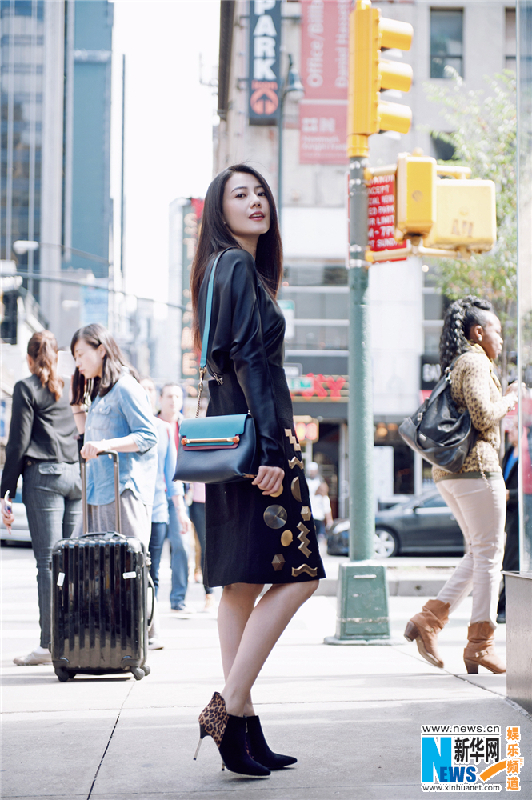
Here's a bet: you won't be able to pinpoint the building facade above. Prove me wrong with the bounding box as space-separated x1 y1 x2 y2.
517 0 532 570
1 0 113 351
215 0 516 516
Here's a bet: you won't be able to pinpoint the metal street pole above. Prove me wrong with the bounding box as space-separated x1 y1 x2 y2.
277 93 284 231
348 157 374 562
325 0 391 645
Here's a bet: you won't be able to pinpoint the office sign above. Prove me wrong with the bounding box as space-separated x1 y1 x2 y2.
248 0 282 125
299 0 350 164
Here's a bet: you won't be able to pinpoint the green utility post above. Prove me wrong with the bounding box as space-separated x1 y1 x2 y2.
324 157 390 646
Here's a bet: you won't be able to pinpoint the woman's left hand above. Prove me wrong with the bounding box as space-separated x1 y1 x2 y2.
80 440 107 460
252 466 285 496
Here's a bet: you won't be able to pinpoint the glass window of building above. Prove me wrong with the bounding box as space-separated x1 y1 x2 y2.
0 0 44 301
517 0 532 570
280 264 348 351
505 7 516 70
430 8 464 79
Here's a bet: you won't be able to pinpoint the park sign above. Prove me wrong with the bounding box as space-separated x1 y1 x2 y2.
248 0 281 125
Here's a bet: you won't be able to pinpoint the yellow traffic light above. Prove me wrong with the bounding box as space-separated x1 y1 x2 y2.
425 179 497 253
348 0 413 158
396 153 437 240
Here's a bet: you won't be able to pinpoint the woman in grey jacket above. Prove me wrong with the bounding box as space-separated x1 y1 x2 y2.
1 331 81 666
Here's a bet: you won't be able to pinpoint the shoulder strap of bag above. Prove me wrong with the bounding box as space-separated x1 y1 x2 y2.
199 250 224 371
196 248 233 417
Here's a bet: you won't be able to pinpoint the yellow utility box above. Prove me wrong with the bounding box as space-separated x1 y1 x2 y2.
425 179 497 252
395 154 437 239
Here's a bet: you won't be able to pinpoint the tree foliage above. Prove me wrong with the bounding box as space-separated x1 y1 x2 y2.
424 70 517 362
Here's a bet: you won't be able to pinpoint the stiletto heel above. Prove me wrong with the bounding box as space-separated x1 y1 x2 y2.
196 692 270 777
193 724 207 760
465 661 478 675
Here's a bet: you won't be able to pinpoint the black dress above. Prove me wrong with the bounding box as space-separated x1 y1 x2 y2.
199 248 326 587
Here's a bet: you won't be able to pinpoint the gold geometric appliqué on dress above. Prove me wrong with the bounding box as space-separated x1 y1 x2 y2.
272 554 286 571
288 456 303 470
292 564 318 578
269 485 283 498
281 529 293 547
263 505 287 529
297 522 311 557
284 428 302 452
291 477 302 503
301 506 311 521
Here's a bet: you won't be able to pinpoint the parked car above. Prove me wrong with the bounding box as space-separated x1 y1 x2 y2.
326 489 465 558
0 487 31 547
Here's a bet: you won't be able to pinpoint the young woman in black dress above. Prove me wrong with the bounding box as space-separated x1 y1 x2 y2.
190 165 325 777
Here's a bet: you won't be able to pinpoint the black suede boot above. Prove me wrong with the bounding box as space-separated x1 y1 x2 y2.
246 715 297 770
195 692 270 777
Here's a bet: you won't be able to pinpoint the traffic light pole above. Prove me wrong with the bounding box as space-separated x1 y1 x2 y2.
347 157 374 562
324 156 391 645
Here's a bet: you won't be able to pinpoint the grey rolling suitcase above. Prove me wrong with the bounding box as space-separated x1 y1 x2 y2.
51 451 152 682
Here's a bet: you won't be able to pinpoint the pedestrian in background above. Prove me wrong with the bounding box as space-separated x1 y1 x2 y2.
497 415 519 623
187 482 215 612
70 323 157 550
191 164 325 776
141 378 189 642
404 297 518 675
1 331 81 666
306 461 333 540
158 382 192 616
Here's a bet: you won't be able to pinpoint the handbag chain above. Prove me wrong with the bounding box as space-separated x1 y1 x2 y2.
196 367 207 418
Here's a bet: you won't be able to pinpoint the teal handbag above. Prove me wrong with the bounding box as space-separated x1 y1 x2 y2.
173 251 258 484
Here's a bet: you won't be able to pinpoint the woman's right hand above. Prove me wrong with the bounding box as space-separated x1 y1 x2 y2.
1 496 14 530
252 466 285 496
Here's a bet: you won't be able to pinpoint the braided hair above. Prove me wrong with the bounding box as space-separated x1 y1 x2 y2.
439 295 495 372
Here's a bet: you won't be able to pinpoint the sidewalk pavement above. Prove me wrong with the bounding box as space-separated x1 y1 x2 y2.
1 544 530 800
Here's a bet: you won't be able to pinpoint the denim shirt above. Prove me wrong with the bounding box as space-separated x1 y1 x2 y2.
85 374 158 506
152 418 183 524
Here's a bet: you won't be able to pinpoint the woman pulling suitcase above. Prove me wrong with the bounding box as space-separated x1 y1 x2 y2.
70 323 158 545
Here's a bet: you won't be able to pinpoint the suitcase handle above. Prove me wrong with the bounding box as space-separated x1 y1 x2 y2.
147 575 155 628
81 450 121 536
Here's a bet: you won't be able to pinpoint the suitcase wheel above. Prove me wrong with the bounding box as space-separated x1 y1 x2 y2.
55 666 75 682
143 665 151 676
131 667 145 681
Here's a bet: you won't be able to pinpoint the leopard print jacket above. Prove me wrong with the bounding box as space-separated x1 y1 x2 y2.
433 344 515 482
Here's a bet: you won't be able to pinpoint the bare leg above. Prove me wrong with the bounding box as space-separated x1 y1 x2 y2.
221 580 318 717
218 583 264 716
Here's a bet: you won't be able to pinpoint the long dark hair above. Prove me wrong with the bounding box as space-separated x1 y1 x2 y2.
439 296 495 371
190 164 283 352
27 330 63 401
70 324 134 404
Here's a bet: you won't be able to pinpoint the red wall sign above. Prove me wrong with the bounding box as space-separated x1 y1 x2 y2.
290 374 348 402
299 0 350 164
368 175 407 259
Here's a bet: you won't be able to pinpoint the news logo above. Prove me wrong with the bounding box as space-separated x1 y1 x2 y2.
421 725 523 792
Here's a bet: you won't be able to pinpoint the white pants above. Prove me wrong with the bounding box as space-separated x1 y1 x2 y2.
436 477 506 627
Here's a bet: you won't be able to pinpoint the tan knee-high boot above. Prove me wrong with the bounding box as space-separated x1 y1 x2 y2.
404 599 451 668
463 622 506 674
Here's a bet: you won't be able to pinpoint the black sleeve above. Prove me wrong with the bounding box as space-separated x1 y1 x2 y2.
0 381 34 498
208 250 285 469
